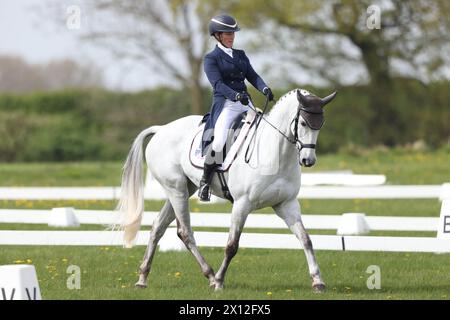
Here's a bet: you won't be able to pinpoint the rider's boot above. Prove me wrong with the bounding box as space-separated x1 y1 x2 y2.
198 151 219 202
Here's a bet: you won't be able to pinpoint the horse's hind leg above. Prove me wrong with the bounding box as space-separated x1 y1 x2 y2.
167 179 216 286
136 200 175 288
273 199 325 293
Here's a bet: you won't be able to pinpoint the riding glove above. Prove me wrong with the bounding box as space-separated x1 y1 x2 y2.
235 92 249 105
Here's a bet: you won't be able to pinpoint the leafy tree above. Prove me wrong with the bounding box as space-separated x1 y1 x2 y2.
215 0 450 145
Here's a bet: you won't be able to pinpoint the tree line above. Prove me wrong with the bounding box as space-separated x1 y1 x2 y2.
0 79 448 162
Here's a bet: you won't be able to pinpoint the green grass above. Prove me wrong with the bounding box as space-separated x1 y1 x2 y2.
0 149 448 186
0 149 449 299
0 162 123 186
0 246 448 300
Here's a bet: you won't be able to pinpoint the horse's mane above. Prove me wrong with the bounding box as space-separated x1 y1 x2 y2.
266 89 299 123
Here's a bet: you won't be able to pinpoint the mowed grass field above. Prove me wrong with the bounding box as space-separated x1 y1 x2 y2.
0 149 449 299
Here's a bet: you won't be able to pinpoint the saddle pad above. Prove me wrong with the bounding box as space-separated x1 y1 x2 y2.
189 111 258 171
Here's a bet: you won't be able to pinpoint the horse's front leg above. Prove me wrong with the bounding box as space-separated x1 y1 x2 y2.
273 199 325 293
214 199 251 291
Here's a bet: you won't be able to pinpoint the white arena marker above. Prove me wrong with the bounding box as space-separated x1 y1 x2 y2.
0 265 42 300
48 207 79 227
337 213 370 236
437 200 450 240
158 227 187 252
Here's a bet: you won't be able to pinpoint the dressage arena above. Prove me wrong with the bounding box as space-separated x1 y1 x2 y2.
0 174 449 300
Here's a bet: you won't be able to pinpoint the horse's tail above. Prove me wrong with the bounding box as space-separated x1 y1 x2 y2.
116 125 161 248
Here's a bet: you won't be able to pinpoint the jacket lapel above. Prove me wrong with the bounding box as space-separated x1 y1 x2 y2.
215 46 246 73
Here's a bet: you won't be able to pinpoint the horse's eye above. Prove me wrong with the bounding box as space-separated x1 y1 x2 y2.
300 121 307 127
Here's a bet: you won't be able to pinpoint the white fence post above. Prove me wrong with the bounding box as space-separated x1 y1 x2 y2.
337 213 370 236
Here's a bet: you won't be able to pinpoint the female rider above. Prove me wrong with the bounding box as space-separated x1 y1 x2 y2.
199 14 274 201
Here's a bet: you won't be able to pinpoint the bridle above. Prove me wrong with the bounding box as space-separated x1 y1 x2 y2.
289 106 323 153
245 95 323 164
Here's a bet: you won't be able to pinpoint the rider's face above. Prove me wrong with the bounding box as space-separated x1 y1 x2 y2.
219 32 235 48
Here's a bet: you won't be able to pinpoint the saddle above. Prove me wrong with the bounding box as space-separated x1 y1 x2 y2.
189 110 258 172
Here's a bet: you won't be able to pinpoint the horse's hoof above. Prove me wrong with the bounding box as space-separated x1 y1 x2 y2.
214 282 224 292
312 283 326 293
135 281 147 289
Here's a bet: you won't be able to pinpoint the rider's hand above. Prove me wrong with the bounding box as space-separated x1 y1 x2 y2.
263 87 274 101
235 92 249 105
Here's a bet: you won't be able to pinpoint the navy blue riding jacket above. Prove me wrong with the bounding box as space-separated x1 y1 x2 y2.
201 45 268 156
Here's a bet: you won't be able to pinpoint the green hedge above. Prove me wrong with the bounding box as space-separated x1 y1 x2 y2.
0 80 448 162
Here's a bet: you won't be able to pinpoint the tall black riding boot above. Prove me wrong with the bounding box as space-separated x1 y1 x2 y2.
198 162 218 202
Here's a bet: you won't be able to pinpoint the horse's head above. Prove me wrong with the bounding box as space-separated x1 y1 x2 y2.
294 89 337 167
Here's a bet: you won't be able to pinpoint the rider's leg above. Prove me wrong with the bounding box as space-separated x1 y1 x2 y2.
212 100 249 154
198 100 249 202
198 148 219 201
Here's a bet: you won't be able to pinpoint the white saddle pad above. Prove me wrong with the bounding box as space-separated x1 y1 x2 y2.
189 111 258 172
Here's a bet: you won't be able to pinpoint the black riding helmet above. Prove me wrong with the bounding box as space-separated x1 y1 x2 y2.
209 14 240 35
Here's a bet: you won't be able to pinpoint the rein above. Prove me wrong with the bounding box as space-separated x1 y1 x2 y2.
244 96 316 164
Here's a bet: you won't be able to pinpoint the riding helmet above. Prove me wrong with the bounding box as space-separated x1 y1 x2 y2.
209 14 240 35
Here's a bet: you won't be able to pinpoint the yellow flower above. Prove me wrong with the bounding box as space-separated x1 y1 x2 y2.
266 292 272 296
13 260 25 264
26 259 32 264
285 289 292 293
121 285 127 288
174 272 181 278
62 258 68 263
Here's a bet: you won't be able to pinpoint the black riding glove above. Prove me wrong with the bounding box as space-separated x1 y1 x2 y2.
235 92 249 105
263 87 274 101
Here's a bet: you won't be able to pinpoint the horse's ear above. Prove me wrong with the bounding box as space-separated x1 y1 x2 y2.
321 91 337 108
297 89 308 106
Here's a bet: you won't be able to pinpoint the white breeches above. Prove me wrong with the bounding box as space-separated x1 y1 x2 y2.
212 99 256 153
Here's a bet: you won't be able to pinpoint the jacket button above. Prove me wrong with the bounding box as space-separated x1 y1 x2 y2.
231 81 234 84
240 72 243 75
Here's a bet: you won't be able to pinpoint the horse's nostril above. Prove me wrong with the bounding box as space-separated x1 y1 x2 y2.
302 158 308 166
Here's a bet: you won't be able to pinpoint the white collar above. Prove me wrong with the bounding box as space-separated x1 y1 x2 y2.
217 42 233 58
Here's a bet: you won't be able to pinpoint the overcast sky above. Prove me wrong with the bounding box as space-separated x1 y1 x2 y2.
0 0 186 91
2 0 335 92
4 1 445 92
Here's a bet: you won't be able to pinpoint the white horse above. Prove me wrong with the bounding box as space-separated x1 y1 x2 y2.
116 88 337 292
